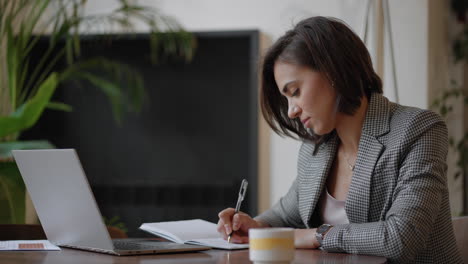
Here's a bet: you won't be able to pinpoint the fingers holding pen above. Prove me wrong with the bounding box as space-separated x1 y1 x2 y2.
217 208 236 236
216 219 228 240
228 232 249 244
230 213 251 243
232 212 250 231
217 208 253 241
218 209 259 243
218 179 249 243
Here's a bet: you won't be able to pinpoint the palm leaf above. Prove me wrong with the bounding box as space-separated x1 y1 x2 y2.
46 101 72 112
0 140 55 158
6 22 18 110
0 73 58 139
60 57 146 124
0 0 196 141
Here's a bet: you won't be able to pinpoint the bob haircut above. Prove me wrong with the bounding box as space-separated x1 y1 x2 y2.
260 16 383 143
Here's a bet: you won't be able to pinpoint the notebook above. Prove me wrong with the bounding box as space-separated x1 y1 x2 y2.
139 219 249 250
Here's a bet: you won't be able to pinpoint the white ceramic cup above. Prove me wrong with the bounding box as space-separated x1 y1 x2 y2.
249 228 295 264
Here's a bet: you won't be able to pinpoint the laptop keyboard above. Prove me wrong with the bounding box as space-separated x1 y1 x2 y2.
113 240 158 250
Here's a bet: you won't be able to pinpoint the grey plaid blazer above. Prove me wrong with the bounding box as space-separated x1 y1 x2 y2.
256 93 462 264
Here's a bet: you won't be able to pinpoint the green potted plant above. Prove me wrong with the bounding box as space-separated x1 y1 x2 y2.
0 0 195 224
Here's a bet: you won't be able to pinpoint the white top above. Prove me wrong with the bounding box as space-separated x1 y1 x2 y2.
319 188 349 225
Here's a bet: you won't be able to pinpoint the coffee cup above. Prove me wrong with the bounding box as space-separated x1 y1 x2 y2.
249 228 295 264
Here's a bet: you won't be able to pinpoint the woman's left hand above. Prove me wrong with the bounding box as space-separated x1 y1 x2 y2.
294 228 320 249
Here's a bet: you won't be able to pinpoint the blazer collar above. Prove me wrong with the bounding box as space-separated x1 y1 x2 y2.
345 93 389 223
361 93 391 138
298 133 338 228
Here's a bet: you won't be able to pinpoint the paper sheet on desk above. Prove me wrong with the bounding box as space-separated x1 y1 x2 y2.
0 240 60 251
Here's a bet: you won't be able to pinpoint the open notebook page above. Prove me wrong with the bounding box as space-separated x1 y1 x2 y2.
139 219 248 250
186 238 248 250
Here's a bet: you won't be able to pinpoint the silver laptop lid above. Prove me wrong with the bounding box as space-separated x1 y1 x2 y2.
13 149 114 251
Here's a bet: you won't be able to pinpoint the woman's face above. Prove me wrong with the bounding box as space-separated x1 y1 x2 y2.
273 61 339 136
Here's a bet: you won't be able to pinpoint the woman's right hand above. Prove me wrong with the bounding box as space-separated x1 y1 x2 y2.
217 208 268 243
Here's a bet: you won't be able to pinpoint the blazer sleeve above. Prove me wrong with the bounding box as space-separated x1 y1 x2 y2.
321 111 449 263
255 179 306 228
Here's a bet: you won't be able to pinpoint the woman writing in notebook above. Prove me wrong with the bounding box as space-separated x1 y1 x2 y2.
217 16 462 263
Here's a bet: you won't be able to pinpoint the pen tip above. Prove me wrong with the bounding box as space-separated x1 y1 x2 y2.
227 236 231 243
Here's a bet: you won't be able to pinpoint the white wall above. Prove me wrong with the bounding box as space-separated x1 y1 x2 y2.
382 0 428 109
84 0 434 210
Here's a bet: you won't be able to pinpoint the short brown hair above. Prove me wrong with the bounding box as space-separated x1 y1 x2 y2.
260 16 382 143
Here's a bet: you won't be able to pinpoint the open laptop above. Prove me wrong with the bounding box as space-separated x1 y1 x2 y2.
12 149 210 256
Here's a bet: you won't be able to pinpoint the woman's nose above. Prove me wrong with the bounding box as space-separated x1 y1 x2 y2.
288 104 301 119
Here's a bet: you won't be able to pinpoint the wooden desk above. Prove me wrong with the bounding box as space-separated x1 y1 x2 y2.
1 247 387 263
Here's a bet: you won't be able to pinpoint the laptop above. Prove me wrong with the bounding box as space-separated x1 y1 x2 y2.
12 149 210 256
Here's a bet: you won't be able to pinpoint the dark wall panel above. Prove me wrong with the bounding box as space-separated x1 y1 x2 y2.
22 31 259 236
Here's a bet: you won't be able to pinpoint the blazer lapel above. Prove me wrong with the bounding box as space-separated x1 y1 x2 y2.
345 94 390 223
345 134 384 223
298 134 338 228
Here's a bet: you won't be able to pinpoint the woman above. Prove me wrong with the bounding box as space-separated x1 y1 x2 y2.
217 16 462 263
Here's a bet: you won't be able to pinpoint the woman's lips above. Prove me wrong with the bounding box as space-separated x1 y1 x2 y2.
301 118 310 127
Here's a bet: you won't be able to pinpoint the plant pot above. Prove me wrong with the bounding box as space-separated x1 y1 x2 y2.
0 159 26 223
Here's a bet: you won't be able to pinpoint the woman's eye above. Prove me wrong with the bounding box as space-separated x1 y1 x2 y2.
291 89 299 96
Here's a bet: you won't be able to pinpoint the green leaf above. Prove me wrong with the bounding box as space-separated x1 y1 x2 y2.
66 38 73 65
103 215 128 233
46 102 73 112
447 105 453 113
2 0 196 139
72 71 124 123
0 141 55 159
72 72 122 98
60 56 147 124
0 73 58 139
22 48 66 104
22 0 50 41
440 105 448 116
6 23 18 109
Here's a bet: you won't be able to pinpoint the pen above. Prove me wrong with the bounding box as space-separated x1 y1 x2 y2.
228 179 248 243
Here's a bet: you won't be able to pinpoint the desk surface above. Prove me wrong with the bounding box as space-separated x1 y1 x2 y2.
1 247 387 264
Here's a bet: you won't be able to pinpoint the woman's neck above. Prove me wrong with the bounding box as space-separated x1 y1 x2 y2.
335 96 369 155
